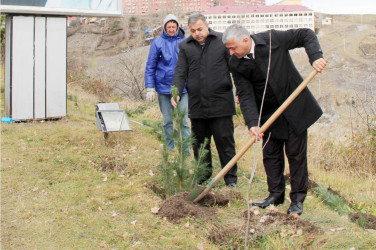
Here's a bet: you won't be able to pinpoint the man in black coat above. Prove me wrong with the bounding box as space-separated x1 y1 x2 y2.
222 24 327 215
172 13 237 188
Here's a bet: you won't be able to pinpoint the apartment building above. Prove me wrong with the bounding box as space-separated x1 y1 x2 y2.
123 0 214 15
204 5 314 34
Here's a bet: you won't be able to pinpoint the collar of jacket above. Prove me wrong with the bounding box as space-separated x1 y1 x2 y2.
186 28 219 43
250 33 267 47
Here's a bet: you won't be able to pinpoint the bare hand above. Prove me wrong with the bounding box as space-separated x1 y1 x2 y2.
250 126 264 141
171 96 180 108
312 58 327 73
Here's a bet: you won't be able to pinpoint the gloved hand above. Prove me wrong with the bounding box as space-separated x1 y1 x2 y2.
146 88 156 102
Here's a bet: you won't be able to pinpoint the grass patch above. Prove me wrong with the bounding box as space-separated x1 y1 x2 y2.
2 78 376 248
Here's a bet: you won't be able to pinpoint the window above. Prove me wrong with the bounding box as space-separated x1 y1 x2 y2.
246 20 250 23
270 25 274 28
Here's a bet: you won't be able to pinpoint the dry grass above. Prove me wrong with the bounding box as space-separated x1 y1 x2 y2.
2 81 376 248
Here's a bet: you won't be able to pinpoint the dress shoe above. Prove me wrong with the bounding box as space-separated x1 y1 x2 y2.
287 201 303 215
252 195 284 208
226 183 236 189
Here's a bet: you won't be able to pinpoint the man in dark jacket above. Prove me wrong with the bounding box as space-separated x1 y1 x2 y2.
172 13 237 188
145 14 190 155
222 24 327 215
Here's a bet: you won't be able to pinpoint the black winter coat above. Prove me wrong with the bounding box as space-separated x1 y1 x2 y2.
173 29 236 119
229 29 323 136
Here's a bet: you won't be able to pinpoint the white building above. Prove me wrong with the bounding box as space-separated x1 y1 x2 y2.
204 5 315 34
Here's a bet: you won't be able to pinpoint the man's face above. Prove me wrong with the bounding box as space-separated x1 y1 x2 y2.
189 19 209 44
165 21 178 36
225 37 250 59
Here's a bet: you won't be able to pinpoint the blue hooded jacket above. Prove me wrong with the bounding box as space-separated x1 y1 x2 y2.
145 14 187 94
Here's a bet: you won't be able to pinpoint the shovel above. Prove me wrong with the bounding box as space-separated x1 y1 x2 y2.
189 70 318 203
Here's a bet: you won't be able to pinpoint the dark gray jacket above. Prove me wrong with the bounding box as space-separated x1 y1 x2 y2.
229 29 323 136
173 29 235 119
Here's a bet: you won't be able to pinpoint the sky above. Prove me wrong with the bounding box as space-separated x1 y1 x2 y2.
265 0 376 14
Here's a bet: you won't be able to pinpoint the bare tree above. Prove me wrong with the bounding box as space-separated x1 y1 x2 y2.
115 46 148 100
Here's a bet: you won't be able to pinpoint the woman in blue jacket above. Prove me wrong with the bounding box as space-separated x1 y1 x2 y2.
145 14 190 154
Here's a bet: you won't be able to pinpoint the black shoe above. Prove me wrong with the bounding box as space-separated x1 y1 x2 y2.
252 195 284 208
226 183 236 189
287 201 303 215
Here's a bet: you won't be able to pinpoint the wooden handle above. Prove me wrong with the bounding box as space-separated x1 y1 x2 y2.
193 70 318 203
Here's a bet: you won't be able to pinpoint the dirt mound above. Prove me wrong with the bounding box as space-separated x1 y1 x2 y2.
199 188 243 207
158 192 217 223
350 213 376 229
209 211 322 248
157 189 243 223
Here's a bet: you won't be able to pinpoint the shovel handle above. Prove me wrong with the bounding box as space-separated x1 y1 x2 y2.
193 70 318 203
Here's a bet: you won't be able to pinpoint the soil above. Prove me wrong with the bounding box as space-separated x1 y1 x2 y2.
350 213 376 230
209 211 322 248
158 192 217 223
157 189 243 223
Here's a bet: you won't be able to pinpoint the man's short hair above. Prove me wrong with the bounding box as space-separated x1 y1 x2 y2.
188 12 207 25
222 24 250 44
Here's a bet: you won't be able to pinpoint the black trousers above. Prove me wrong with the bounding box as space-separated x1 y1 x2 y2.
191 116 238 185
262 126 308 203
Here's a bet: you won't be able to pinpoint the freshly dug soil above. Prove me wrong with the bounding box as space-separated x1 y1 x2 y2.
158 192 216 223
209 211 322 247
157 189 243 223
350 213 376 229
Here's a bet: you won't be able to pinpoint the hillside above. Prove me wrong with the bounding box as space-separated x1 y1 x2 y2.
2 15 376 249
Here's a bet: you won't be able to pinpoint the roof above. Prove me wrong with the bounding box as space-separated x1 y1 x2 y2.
204 5 312 15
